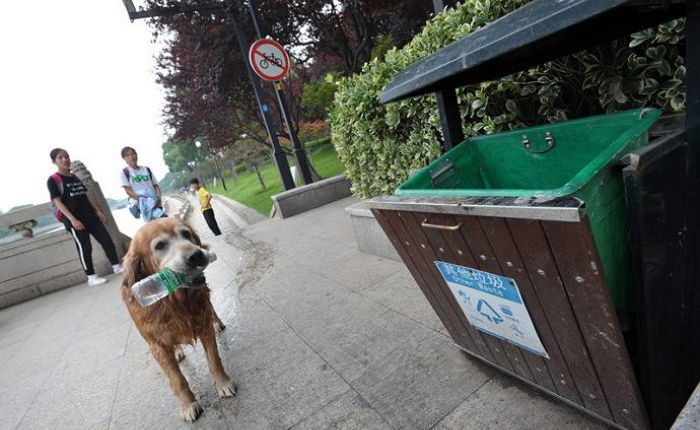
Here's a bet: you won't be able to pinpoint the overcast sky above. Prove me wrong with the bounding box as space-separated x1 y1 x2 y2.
0 0 169 212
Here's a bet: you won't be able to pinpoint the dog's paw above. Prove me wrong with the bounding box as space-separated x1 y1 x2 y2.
175 347 185 362
217 379 237 398
213 320 225 334
179 401 203 422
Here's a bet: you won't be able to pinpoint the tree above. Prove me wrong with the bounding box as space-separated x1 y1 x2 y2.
285 0 433 75
224 138 270 189
159 171 190 193
147 0 433 160
301 73 339 119
162 139 208 172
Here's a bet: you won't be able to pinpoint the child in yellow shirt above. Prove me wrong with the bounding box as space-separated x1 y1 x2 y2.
189 178 221 236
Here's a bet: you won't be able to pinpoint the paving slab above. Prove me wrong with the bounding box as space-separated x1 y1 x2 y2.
432 376 607 430
219 328 351 429
0 370 50 430
18 360 122 430
290 390 392 430
349 323 494 429
362 266 446 332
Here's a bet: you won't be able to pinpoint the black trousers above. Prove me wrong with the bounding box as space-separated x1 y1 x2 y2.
202 208 222 236
67 216 120 275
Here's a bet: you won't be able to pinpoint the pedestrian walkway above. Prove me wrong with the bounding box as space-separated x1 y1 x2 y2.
0 195 605 429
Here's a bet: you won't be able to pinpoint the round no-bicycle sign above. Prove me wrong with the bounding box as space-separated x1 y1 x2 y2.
248 39 290 81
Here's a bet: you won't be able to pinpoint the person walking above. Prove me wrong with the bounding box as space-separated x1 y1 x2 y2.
119 146 165 222
47 148 122 286
189 178 221 236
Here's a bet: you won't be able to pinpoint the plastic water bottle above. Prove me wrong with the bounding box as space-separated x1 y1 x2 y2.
130 250 218 307
131 268 187 307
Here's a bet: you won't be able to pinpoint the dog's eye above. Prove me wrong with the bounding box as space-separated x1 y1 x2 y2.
154 240 168 251
181 230 192 240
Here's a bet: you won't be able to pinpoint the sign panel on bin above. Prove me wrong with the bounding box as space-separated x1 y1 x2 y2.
435 261 549 358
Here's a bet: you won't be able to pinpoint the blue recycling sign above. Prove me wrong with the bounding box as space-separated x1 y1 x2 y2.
435 261 549 358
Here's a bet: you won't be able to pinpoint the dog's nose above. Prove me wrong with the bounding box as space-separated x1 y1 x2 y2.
185 249 207 267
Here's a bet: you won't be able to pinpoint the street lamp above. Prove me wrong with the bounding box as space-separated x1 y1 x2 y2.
195 140 227 191
119 0 297 191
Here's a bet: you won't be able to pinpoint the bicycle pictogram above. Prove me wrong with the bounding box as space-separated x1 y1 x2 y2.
258 52 283 70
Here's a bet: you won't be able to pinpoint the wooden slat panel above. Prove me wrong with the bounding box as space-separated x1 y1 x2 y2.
430 213 534 380
392 211 497 361
410 212 501 363
372 209 475 351
544 218 649 429
508 218 612 418
418 212 518 372
478 216 563 395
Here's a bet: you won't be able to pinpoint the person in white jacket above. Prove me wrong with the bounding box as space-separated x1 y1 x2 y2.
119 146 165 222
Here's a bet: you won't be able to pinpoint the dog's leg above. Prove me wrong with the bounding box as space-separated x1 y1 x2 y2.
150 343 202 422
212 307 225 333
200 329 236 398
174 345 185 362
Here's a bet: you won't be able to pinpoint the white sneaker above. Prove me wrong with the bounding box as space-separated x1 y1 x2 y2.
88 275 108 286
112 264 123 275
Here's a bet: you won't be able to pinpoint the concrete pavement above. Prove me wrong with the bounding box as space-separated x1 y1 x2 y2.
0 196 606 429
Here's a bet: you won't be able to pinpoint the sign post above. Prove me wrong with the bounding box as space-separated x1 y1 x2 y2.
231 22 296 191
247 35 314 186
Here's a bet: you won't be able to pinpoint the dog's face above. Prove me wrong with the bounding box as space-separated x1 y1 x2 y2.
123 217 209 286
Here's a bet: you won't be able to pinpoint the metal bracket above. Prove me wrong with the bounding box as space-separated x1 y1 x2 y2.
523 131 556 154
429 158 461 188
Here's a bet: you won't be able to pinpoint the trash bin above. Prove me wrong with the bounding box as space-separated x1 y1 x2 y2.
369 108 661 430
396 108 661 319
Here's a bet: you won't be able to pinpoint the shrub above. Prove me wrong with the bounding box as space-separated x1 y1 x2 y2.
329 0 686 198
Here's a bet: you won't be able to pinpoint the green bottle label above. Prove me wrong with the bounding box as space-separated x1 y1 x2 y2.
156 268 186 294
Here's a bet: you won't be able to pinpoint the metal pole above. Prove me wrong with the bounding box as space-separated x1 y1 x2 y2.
274 81 314 184
230 6 296 190
212 155 227 191
433 0 465 152
247 0 314 184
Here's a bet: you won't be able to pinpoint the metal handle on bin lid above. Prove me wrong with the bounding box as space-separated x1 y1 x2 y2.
523 132 556 154
421 219 464 231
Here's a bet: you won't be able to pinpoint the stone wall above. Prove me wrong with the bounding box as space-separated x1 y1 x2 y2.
0 228 115 308
271 175 352 219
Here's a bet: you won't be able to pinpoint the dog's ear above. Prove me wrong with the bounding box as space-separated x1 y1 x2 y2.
122 248 146 288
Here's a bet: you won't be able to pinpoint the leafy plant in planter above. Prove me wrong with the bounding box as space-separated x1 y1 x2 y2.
330 0 686 198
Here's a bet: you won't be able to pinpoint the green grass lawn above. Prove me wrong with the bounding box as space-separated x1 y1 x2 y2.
209 144 346 215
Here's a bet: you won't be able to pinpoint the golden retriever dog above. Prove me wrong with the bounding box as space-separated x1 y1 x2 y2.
121 217 236 422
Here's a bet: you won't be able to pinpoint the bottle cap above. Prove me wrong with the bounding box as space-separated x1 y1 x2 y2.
205 250 217 263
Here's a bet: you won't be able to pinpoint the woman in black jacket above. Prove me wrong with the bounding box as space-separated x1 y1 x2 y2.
47 148 122 286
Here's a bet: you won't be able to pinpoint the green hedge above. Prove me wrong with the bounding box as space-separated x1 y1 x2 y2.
329 0 686 198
